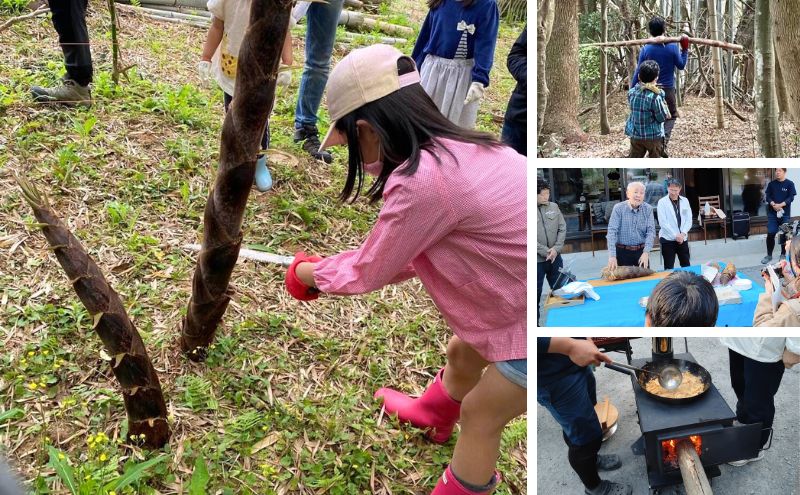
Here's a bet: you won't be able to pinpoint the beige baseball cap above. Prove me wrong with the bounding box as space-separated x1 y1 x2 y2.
320 44 421 150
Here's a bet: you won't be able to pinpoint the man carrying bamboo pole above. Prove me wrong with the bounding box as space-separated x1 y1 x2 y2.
631 17 688 157
30 0 93 106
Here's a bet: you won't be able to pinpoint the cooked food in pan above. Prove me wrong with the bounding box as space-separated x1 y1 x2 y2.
644 371 705 399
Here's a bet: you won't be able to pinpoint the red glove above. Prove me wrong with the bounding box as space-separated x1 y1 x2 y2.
680 34 690 52
285 251 323 301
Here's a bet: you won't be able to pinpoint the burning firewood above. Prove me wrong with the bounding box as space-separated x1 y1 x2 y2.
16 176 170 448
180 0 293 361
600 265 655 281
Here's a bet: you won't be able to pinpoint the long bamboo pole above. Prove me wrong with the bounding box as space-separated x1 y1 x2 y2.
582 36 743 52
16 177 170 448
599 0 609 134
180 0 292 360
707 0 726 128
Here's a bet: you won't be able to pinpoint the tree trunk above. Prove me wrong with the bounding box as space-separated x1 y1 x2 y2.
734 0 755 99
774 52 789 118
542 0 586 143
706 0 726 127
755 0 783 156
537 0 555 139
617 0 639 88
772 0 800 126
181 0 292 360
16 178 170 448
600 0 610 134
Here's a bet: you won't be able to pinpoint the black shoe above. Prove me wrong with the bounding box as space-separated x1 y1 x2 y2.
293 124 332 164
585 480 633 495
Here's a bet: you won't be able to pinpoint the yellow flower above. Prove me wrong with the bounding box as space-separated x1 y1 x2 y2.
27 351 34 357
27 382 37 390
109 491 117 495
53 363 61 370
38 382 46 389
58 453 65 460
43 350 49 355
99 453 107 462
19 358 26 365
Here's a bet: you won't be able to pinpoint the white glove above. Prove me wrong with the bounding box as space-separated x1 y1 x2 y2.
196 60 212 87
464 81 485 105
276 68 291 87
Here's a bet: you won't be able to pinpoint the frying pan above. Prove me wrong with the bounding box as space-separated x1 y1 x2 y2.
605 358 712 405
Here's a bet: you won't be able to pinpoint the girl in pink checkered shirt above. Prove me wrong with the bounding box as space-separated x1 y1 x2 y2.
284 45 526 495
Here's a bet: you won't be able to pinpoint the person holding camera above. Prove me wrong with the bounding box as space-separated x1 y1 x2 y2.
761 168 796 265
755 237 800 326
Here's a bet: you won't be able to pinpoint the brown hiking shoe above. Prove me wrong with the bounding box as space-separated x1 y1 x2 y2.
31 79 91 106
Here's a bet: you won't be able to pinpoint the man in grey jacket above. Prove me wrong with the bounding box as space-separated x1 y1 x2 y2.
538 178 567 325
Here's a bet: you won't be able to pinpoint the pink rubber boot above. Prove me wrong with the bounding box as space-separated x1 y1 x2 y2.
431 465 501 494
374 368 461 443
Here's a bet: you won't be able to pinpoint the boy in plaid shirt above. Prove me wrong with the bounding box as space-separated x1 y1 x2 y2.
625 60 671 158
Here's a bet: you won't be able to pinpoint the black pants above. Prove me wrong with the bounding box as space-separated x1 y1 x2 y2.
729 349 785 447
660 238 690 269
662 86 677 153
616 247 645 267
49 0 92 86
537 255 564 325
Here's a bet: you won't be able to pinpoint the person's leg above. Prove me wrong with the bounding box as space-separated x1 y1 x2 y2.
501 117 526 156
292 0 344 162
740 355 785 447
375 336 488 444
661 239 677 269
729 349 746 413
764 213 778 263
662 87 677 155
778 217 789 256
677 240 691 267
447 365 526 489
32 0 92 104
645 140 663 158
537 261 548 324
629 139 646 158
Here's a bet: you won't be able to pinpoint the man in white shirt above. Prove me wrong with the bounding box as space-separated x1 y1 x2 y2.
657 178 693 269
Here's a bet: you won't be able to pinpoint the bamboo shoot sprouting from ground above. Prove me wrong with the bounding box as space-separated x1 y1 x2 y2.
16 177 170 448
180 0 292 361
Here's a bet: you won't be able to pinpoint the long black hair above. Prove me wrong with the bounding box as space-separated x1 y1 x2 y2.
334 56 500 203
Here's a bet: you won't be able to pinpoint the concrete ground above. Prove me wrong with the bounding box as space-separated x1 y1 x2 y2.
536 338 800 495
538 234 776 325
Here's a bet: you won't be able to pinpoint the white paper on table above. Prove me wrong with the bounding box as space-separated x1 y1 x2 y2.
702 264 719 284
553 281 600 301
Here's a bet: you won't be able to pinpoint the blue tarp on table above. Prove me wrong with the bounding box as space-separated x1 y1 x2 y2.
544 265 764 327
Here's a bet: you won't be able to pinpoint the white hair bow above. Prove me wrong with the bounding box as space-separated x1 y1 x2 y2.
457 20 476 34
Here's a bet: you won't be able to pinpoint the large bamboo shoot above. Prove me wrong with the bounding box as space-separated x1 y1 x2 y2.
16 178 170 449
181 0 292 360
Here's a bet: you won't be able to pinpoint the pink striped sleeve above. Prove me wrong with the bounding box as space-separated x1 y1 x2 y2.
313 168 456 295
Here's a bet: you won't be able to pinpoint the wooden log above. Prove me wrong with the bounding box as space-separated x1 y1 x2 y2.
582 36 743 52
344 0 364 8
140 3 211 16
338 10 413 37
677 440 713 495
117 3 210 22
116 0 208 8
599 0 610 134
339 31 407 45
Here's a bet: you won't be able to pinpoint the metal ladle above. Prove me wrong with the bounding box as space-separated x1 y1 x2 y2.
604 362 683 390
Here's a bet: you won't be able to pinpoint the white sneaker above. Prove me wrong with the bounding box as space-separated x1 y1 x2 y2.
727 450 765 466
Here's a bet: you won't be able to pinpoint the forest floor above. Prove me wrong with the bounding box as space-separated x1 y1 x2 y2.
543 93 800 158
0 2 526 494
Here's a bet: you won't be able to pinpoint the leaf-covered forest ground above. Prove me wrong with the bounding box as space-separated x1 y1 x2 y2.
0 2 527 493
542 92 800 158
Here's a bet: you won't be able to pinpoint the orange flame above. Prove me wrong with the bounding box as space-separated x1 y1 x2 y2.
661 435 703 468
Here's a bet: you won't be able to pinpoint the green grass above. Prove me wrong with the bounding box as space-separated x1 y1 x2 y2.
0 2 527 493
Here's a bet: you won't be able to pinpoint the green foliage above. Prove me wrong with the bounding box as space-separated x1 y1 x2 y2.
106 200 136 229
579 46 602 102
0 0 27 14
188 457 210 495
177 375 219 411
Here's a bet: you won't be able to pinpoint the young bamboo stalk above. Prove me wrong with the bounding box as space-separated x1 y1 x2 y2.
582 36 743 52
180 0 293 361
107 0 121 84
706 0 725 128
16 177 170 448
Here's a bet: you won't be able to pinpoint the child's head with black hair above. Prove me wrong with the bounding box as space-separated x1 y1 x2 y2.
639 60 660 84
645 271 719 327
320 44 500 204
649 16 666 36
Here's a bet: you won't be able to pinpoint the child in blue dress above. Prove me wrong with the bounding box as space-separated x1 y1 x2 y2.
411 0 499 129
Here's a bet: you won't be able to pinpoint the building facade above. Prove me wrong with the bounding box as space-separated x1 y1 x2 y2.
537 168 798 253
